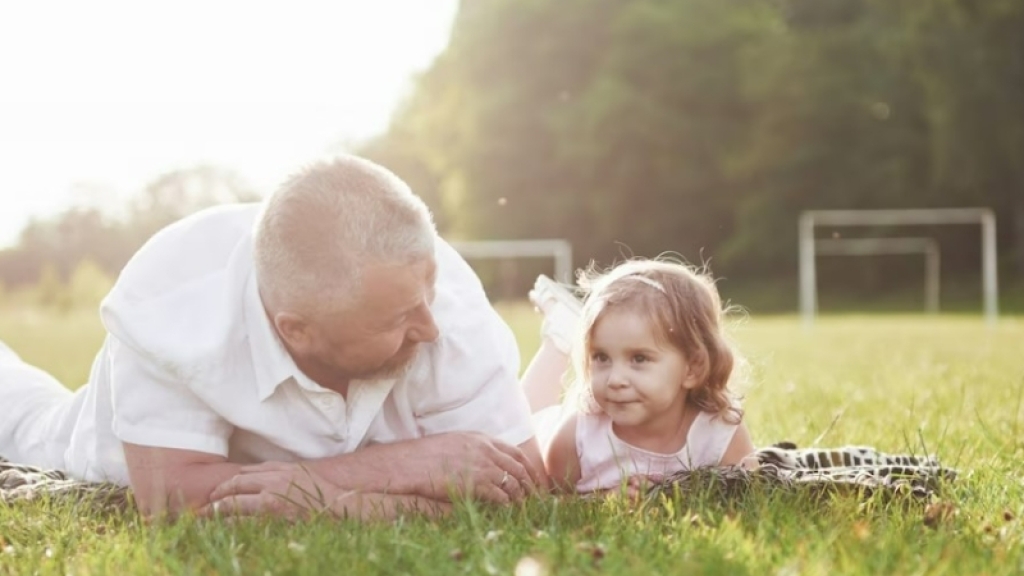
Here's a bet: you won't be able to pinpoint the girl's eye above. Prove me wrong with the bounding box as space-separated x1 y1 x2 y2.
632 354 648 364
590 352 609 363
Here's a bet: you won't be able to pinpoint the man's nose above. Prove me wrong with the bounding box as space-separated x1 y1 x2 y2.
408 303 440 343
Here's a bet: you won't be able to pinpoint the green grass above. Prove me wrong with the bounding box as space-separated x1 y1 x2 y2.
717 275 1024 316
2 303 1024 574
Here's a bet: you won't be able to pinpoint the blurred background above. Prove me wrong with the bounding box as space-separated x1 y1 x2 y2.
1 0 1021 317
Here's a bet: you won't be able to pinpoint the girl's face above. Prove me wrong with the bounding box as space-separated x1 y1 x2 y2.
587 307 699 434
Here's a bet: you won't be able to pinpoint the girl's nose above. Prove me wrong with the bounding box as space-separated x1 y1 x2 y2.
607 365 629 388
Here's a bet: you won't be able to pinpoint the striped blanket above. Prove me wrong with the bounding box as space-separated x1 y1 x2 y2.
649 442 957 500
1 442 957 513
0 458 131 512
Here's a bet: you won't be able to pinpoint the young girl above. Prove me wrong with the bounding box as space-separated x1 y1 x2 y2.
523 259 755 494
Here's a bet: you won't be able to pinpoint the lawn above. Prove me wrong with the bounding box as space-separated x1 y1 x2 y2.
1 303 1022 575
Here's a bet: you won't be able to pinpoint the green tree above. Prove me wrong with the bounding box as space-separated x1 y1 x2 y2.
906 0 1024 274
373 0 1023 294
128 165 261 247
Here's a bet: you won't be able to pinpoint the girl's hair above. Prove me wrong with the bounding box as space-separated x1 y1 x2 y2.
568 258 744 424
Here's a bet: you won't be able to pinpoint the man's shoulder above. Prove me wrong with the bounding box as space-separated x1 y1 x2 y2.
401 237 520 398
430 237 494 325
110 204 261 302
99 204 260 376
432 237 481 290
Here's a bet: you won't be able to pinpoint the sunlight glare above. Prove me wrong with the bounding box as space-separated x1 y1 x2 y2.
0 0 457 246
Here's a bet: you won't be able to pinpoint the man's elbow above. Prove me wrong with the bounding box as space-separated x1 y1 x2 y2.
122 443 238 518
128 466 211 519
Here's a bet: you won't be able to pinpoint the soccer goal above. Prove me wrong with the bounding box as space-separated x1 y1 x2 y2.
815 237 940 314
448 239 574 282
798 208 998 326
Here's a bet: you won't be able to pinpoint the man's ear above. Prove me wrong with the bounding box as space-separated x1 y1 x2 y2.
274 311 312 354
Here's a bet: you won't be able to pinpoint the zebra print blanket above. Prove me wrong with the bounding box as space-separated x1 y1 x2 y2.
0 458 131 512
1 443 957 513
648 442 957 501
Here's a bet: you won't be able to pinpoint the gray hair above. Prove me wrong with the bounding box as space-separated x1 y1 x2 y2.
253 155 436 315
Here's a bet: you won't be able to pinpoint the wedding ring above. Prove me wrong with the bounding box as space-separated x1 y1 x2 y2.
500 471 510 487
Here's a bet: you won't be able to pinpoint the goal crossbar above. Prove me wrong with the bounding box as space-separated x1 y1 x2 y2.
808 208 992 226
799 208 998 326
448 239 574 282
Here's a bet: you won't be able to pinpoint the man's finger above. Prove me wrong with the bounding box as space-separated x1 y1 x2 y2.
208 476 241 502
496 470 525 501
209 475 250 501
204 493 312 519
446 468 510 505
441 447 529 500
489 451 533 497
210 472 281 501
477 482 511 505
203 494 273 517
490 440 544 491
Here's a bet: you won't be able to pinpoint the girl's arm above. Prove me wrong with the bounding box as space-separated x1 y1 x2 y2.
543 412 582 492
720 422 756 467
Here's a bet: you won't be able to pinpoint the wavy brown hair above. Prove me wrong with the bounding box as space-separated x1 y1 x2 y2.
569 258 744 424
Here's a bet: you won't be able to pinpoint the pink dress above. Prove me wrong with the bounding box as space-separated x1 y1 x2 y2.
574 410 738 493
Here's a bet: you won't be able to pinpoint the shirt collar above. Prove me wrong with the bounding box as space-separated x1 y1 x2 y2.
244 271 301 402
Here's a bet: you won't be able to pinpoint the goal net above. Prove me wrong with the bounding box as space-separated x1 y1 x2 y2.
798 208 998 326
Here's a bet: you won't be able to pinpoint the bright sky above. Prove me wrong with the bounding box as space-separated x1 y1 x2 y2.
0 0 458 248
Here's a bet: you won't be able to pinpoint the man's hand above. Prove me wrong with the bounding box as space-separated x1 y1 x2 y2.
343 432 545 504
201 463 341 520
202 463 455 521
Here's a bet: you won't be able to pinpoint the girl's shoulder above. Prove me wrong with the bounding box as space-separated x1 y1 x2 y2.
692 406 742 434
543 410 583 491
684 408 743 466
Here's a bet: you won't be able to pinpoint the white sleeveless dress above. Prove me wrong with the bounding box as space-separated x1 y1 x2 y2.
574 410 738 493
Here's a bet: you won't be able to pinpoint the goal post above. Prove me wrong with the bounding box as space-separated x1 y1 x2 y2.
798 208 998 326
448 239 574 283
814 237 940 315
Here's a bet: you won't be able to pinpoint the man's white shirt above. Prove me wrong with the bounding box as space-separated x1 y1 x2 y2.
62 204 534 484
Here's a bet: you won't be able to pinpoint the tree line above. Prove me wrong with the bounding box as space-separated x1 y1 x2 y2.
0 166 259 291
2 0 1021 310
361 0 1024 297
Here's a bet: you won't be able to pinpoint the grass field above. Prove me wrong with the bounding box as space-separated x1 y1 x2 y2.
1 303 1023 574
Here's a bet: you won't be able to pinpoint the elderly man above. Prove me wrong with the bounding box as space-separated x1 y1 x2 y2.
0 156 546 518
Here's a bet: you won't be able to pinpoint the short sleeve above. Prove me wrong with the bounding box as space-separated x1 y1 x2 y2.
108 337 233 456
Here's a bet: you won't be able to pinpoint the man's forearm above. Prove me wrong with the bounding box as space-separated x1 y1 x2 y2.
122 442 244 518
202 432 544 516
162 461 244 512
304 434 547 502
304 441 422 495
